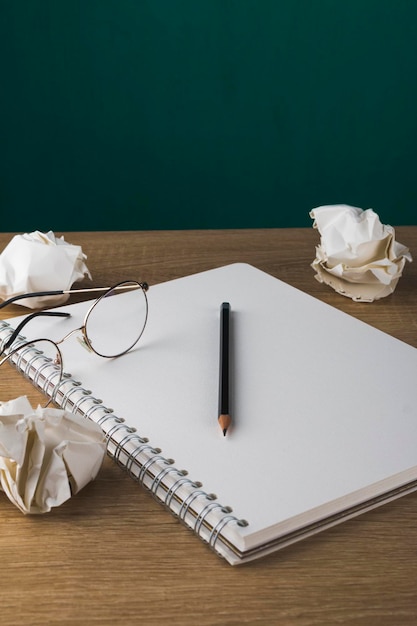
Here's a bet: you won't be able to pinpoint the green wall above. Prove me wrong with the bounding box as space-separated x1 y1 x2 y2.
1 0 416 232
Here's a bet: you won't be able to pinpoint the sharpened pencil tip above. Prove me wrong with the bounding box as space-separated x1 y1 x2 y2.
218 414 231 437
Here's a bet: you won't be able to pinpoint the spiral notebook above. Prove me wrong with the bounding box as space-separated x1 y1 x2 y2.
1 263 417 565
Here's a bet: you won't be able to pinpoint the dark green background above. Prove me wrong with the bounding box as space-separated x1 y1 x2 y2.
1 0 416 232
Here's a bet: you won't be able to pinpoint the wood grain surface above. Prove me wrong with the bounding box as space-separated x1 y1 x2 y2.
0 227 416 626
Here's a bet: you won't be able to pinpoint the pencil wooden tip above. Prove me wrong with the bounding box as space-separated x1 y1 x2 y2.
218 413 231 436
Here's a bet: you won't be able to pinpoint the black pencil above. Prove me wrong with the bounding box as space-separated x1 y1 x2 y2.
218 302 232 436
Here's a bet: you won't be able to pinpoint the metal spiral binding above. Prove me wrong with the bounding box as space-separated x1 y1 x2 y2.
0 320 250 559
104 421 130 446
18 345 60 395
209 515 242 549
34 360 56 388
23 347 48 376
42 366 62 395
26 353 54 388
95 410 118 427
178 489 215 522
124 443 159 478
150 465 183 497
71 389 109 419
60 383 85 411
164 474 195 508
51 374 73 403
194 502 233 535
114 432 148 466
84 401 110 420
15 344 34 372
0 324 13 350
138 453 173 484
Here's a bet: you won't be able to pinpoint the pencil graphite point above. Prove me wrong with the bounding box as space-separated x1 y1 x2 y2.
218 413 231 436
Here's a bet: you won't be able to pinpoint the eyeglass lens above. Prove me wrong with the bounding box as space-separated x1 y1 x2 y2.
0 338 64 406
84 281 148 358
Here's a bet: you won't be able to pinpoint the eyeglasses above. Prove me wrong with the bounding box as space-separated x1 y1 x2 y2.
0 280 149 358
0 281 149 403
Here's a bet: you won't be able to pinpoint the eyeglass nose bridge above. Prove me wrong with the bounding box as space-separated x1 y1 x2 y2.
56 325 93 353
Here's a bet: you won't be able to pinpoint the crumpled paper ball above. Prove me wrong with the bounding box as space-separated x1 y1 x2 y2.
0 396 106 514
0 230 92 308
310 205 412 302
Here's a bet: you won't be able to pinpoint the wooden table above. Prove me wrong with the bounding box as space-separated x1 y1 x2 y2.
0 228 416 626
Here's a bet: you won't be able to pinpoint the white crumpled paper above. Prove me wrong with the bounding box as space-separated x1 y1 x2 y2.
0 230 91 308
0 396 106 514
310 205 412 302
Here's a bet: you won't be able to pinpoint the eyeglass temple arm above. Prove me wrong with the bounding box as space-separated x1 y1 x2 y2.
0 289 82 308
1 311 70 353
0 283 149 309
